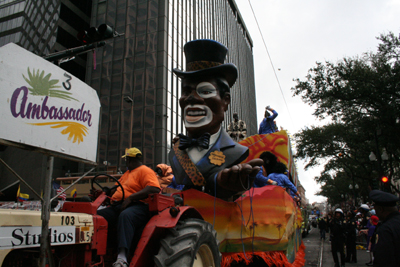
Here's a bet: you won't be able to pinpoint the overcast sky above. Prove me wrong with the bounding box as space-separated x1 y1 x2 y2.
235 0 400 203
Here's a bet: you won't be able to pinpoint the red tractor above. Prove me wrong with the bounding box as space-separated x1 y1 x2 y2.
0 173 220 267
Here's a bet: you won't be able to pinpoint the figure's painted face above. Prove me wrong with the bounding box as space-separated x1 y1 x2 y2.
179 77 230 137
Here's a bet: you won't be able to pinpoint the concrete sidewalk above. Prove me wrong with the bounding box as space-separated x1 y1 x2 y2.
320 238 373 267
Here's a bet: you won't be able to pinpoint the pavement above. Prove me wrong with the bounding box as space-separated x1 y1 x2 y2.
304 227 372 267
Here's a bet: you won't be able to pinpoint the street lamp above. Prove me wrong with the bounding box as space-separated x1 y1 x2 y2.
355 184 360 206
381 148 389 161
341 194 346 210
349 183 359 207
369 152 377 161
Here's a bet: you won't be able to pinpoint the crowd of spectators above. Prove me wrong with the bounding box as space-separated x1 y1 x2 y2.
317 191 400 267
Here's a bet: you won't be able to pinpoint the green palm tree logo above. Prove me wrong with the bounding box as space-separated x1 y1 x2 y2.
22 67 78 101
22 68 89 144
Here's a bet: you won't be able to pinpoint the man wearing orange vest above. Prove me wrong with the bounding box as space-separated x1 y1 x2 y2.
97 147 160 267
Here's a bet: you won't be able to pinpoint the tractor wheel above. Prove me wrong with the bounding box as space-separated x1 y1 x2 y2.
154 218 220 267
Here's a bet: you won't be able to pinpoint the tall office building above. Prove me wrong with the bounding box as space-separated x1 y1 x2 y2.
87 0 257 172
0 0 92 80
0 0 257 188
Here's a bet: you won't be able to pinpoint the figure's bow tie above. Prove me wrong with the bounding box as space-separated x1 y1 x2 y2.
178 133 211 150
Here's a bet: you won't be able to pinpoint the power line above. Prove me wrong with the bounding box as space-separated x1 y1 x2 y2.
247 0 295 127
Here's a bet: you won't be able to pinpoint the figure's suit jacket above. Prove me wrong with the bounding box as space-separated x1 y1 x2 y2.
169 129 249 199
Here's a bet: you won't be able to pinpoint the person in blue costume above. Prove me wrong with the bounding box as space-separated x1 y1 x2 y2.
258 106 278 134
253 151 279 188
254 161 300 200
169 39 263 200
267 162 300 198
254 167 277 187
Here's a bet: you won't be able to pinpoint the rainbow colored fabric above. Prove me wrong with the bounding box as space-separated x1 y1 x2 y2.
182 187 303 265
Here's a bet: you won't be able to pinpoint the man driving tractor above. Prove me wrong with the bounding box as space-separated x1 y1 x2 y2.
97 148 160 267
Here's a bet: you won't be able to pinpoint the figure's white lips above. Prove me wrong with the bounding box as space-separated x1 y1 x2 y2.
185 106 207 123
183 105 212 128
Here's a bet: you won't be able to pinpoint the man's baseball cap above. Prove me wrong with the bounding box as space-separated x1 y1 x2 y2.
121 147 142 158
370 215 379 226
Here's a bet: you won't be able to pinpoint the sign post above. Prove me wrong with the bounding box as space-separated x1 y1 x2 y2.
40 156 54 267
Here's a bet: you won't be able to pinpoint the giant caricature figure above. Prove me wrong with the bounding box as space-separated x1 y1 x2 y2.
169 39 262 199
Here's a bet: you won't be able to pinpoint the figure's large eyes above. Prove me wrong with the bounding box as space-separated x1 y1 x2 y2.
196 82 217 98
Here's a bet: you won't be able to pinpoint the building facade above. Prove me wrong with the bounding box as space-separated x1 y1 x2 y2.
297 184 308 208
0 0 92 80
86 0 257 172
0 0 257 192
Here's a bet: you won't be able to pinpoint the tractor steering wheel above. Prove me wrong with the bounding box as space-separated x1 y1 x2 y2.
91 174 124 204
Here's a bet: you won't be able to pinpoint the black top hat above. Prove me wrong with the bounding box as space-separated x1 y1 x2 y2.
173 39 238 87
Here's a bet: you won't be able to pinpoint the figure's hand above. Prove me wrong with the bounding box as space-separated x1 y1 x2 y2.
217 159 263 192
172 136 180 145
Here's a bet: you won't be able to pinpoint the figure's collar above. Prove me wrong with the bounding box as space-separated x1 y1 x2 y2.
215 128 236 149
209 127 221 148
